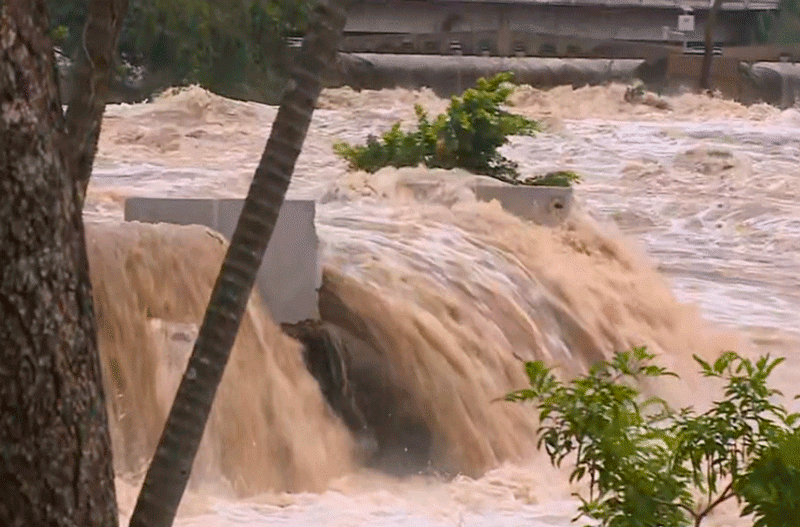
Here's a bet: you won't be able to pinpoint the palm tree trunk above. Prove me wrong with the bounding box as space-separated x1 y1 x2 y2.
127 1 350 526
699 0 724 91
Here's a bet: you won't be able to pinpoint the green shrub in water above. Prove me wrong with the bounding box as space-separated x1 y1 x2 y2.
333 73 543 182
505 347 800 527
520 170 582 188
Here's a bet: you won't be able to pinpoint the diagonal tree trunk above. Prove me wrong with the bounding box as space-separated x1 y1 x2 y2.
128 1 351 526
1 0 128 525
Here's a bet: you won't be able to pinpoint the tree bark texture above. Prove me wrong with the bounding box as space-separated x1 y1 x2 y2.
62 0 128 205
699 0 724 91
128 0 351 525
0 1 121 526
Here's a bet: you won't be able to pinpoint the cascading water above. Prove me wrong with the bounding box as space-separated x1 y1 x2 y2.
84 83 800 526
87 222 355 500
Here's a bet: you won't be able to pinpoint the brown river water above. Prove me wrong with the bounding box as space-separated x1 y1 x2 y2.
84 83 800 526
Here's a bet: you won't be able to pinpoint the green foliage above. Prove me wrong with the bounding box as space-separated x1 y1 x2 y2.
51 25 69 43
521 170 582 187
506 348 800 527
47 2 86 54
333 73 542 181
333 121 429 175
753 0 800 44
735 429 800 527
507 347 689 526
671 353 796 522
48 0 311 103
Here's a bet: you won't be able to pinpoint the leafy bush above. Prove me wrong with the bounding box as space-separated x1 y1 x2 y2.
334 73 542 182
51 25 70 43
505 348 800 527
736 428 800 526
520 170 582 187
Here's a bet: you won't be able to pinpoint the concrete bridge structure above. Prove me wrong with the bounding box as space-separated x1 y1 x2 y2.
341 0 780 58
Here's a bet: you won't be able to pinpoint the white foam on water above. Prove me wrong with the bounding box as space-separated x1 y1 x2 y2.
87 84 800 527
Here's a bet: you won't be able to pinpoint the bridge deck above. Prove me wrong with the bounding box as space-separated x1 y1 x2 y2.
385 0 779 10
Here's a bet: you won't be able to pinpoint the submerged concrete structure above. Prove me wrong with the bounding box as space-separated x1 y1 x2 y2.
331 53 646 95
474 184 572 227
124 198 321 324
123 185 573 322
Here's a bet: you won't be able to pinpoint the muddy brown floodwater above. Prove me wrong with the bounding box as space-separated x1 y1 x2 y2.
85 84 800 526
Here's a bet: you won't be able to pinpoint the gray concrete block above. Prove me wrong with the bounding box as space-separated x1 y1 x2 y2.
472 184 572 227
123 196 217 229
399 179 572 226
124 197 320 324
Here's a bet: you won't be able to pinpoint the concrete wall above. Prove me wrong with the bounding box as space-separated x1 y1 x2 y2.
663 55 800 108
344 2 751 46
332 52 797 107
331 54 646 95
400 178 574 227
723 44 800 62
123 186 571 323
666 55 744 97
474 185 573 227
124 198 321 324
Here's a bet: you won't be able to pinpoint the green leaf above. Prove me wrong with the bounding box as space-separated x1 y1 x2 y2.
332 73 540 180
506 348 797 527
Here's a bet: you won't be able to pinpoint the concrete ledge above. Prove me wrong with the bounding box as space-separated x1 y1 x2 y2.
332 54 644 96
402 179 573 226
124 197 320 324
472 184 572 227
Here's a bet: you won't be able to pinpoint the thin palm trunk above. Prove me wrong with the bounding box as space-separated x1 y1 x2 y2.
699 0 724 91
127 1 350 526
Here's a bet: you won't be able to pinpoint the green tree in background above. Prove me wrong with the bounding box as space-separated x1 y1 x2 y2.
771 0 800 43
754 0 800 43
49 0 312 103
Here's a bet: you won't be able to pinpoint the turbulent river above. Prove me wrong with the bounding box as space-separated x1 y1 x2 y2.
85 83 800 526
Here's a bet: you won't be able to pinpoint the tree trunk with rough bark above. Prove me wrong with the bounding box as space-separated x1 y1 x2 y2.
0 1 127 525
699 0 724 91
128 0 351 526
63 0 129 205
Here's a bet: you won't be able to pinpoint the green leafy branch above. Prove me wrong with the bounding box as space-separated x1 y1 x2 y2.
506 348 800 527
333 72 544 182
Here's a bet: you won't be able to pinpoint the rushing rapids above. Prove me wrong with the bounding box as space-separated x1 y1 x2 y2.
85 83 800 526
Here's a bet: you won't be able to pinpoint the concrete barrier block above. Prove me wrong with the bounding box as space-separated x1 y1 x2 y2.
124 197 320 324
400 178 573 226
122 196 217 229
473 184 572 227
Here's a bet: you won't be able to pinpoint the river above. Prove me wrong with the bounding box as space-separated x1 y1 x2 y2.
85 83 800 527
